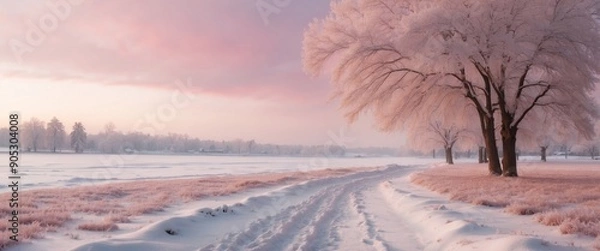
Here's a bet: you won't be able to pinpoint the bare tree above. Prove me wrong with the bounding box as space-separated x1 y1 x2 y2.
585 143 599 160
23 117 46 152
581 122 600 160
520 107 590 162
247 140 256 154
461 129 488 164
233 139 244 154
46 117 67 152
425 121 464 164
519 112 555 162
70 122 87 153
98 122 122 153
303 0 600 177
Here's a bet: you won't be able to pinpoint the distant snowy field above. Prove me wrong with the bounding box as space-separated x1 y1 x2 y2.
3 155 598 250
4 153 439 191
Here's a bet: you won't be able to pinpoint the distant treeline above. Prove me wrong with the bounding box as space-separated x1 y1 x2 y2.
0 117 400 157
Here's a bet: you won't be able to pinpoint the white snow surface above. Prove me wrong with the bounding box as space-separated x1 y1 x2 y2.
4 154 436 192
8 162 594 251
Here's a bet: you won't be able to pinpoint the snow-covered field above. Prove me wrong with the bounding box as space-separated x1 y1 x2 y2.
4 153 435 192
3 155 599 250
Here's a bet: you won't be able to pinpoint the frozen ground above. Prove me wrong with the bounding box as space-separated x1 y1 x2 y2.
6 159 599 251
3 154 435 192
412 159 600 249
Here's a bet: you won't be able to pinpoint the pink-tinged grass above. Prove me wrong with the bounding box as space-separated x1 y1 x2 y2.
594 237 600 250
411 162 600 241
0 167 366 249
77 220 119 232
105 214 131 224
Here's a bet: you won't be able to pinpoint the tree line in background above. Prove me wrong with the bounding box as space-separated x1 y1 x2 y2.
0 117 88 154
2 116 595 160
0 117 374 157
303 0 600 176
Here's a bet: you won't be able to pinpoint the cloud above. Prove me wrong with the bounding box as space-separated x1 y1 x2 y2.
0 0 332 103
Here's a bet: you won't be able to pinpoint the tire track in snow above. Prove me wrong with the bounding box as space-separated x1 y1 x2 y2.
200 185 343 251
199 166 407 251
348 191 390 251
246 186 342 251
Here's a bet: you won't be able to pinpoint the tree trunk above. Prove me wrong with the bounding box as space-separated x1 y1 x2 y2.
501 127 518 177
540 146 547 162
483 122 502 175
476 110 500 174
483 147 488 163
445 147 454 164
432 149 436 159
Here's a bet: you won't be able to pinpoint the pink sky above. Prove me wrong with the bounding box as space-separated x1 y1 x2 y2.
0 0 405 147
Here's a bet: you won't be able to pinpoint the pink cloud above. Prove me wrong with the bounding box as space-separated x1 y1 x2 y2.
0 0 331 103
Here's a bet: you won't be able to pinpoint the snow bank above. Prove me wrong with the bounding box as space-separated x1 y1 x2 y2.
379 179 587 250
411 161 600 239
0 167 367 250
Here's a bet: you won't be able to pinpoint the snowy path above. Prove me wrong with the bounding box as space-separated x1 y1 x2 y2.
198 165 421 251
69 165 425 251
23 164 591 251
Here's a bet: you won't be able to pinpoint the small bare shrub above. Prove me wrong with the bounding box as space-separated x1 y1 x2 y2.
65 232 80 240
77 221 119 232
535 210 564 226
559 219 579 235
106 214 131 223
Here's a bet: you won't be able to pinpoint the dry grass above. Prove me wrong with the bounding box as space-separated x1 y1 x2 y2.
0 167 364 249
593 237 600 250
77 220 119 232
105 214 131 223
411 162 600 238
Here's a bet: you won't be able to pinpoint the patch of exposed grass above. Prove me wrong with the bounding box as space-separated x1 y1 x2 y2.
77 220 119 232
0 167 364 249
411 162 600 239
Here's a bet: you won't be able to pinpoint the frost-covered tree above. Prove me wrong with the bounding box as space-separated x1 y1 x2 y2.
23 117 46 152
559 138 578 159
405 107 473 164
232 139 244 154
461 127 489 163
247 140 256 154
98 122 122 153
70 122 87 153
519 109 583 162
46 117 67 152
419 120 464 164
581 121 600 160
303 0 600 177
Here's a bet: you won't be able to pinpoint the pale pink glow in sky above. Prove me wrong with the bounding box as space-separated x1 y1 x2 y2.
0 0 405 147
